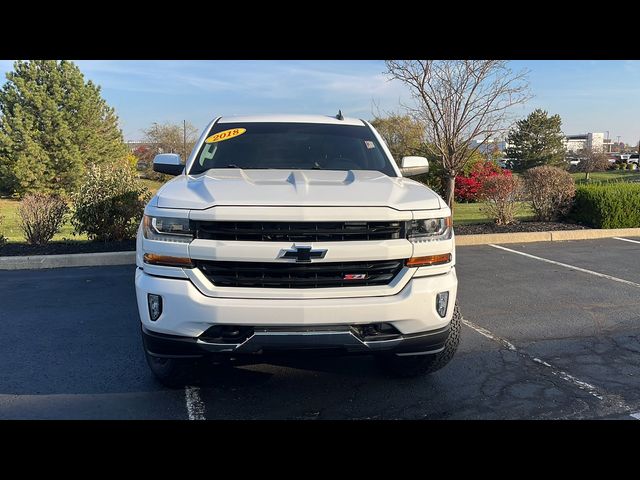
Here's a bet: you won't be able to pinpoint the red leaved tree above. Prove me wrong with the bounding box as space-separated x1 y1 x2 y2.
455 160 510 202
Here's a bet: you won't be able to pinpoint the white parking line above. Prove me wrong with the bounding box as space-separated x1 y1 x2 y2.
488 244 640 289
462 317 606 401
185 386 206 420
630 412 640 420
531 358 604 401
461 318 516 351
613 237 640 245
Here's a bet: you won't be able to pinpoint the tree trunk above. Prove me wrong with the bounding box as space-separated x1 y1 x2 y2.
585 171 590 181
444 174 456 209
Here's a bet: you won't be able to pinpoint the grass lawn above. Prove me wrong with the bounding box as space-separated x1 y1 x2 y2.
571 170 640 184
0 198 85 242
0 178 166 243
453 201 534 225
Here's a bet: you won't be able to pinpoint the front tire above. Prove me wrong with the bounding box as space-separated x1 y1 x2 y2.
144 351 202 389
375 303 461 378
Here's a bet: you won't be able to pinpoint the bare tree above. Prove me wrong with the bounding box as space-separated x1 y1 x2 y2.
385 60 531 208
142 121 199 159
138 121 199 179
577 148 610 181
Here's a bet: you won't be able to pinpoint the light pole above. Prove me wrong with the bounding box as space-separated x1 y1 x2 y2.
183 120 187 160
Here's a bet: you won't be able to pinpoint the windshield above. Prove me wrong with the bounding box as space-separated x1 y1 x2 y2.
189 122 397 176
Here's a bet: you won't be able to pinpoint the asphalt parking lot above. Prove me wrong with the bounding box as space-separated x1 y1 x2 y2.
1 236 640 420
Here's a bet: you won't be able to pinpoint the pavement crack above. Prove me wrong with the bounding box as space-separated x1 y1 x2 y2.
462 315 633 419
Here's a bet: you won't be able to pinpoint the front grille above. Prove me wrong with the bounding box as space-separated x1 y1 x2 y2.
193 221 404 242
196 259 404 289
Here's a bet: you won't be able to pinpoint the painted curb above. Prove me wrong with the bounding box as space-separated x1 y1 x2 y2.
455 227 640 246
0 251 136 270
1 227 640 270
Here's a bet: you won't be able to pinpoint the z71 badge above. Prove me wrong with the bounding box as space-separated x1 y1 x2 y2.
343 274 368 280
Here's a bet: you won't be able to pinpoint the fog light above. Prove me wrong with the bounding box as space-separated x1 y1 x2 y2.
436 291 449 318
148 294 163 321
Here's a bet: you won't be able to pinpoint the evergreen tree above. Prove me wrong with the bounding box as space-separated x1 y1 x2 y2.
506 109 566 171
0 60 128 196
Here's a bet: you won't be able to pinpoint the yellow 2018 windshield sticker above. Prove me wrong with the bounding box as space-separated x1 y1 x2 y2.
205 128 246 143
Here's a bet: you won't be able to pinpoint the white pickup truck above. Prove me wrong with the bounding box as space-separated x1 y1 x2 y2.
135 114 460 387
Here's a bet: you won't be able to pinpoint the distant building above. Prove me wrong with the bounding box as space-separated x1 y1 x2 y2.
564 133 612 154
469 136 510 154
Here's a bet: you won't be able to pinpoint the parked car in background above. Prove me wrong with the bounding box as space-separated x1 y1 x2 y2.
629 154 639 165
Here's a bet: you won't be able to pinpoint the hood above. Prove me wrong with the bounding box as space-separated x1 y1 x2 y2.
155 169 442 211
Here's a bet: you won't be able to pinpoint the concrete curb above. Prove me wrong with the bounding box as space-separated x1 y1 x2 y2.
0 251 136 270
455 227 640 246
1 227 639 270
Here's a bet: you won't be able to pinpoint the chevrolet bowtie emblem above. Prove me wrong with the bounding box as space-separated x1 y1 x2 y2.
279 245 328 263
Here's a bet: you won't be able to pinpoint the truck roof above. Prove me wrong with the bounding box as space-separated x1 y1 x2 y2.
217 114 365 126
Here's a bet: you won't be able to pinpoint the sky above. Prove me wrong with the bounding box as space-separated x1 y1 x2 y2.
0 60 639 144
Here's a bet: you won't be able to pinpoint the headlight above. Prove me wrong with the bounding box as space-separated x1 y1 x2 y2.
143 215 193 243
407 217 452 242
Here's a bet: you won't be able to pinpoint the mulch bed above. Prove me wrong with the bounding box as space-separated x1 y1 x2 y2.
454 221 590 236
0 240 136 257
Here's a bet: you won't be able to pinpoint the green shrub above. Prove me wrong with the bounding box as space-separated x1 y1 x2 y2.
72 164 151 241
523 165 576 221
18 194 68 245
571 183 640 228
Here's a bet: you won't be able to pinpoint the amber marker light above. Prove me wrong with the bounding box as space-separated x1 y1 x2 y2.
406 253 452 267
143 253 194 268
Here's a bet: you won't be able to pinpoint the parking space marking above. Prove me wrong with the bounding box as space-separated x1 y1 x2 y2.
185 386 206 420
613 237 640 245
530 358 603 401
488 244 640 289
462 318 516 351
630 412 640 420
463 317 615 404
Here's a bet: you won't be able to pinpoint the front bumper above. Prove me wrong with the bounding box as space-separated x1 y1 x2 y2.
141 323 451 358
136 267 457 333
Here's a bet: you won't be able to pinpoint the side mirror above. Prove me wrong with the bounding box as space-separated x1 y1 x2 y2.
400 156 429 176
153 153 184 176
